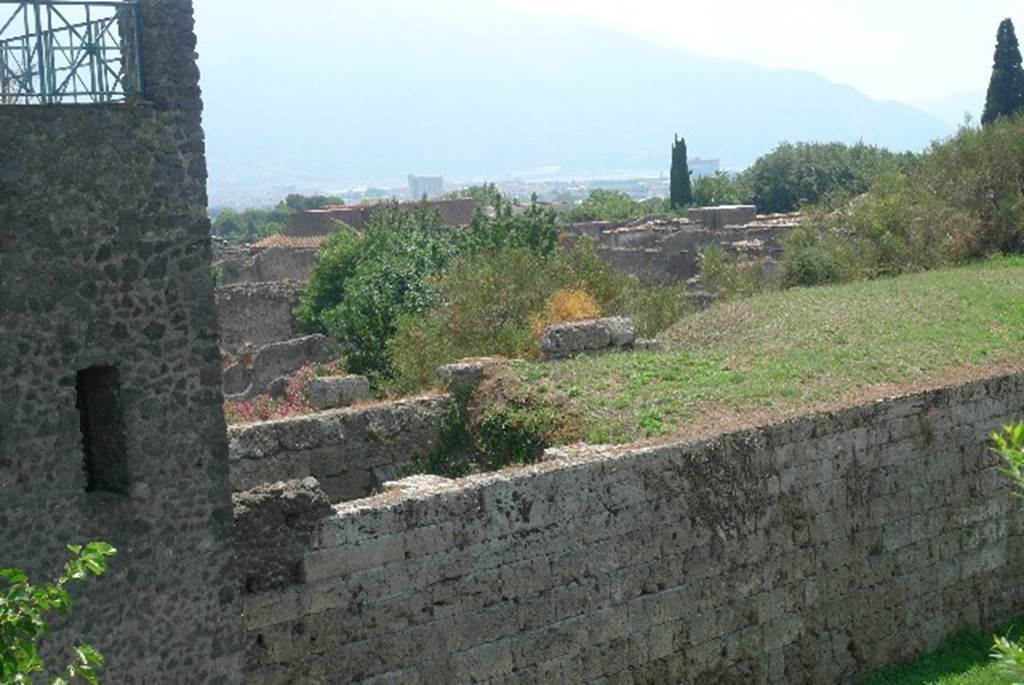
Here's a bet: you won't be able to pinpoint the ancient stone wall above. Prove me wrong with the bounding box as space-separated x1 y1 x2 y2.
238 373 1024 684
0 1 242 681
213 241 317 285
216 281 304 351
564 213 799 284
228 395 451 502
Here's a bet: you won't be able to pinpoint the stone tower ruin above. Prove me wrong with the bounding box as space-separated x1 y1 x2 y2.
0 1 242 680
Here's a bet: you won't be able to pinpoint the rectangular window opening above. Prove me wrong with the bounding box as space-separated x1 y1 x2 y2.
76 365 129 494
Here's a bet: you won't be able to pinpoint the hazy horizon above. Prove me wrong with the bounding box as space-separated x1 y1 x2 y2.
191 1 1015 205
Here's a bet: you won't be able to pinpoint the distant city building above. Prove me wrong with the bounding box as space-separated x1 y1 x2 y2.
408 175 445 199
689 158 721 178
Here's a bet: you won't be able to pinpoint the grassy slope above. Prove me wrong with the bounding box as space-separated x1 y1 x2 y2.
861 618 1024 684
516 256 1024 445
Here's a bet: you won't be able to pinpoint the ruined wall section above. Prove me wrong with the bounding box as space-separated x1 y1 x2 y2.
217 280 304 351
229 395 451 502
239 373 1024 684
0 2 242 681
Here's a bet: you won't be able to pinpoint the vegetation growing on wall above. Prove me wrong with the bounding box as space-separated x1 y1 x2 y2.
1 543 116 684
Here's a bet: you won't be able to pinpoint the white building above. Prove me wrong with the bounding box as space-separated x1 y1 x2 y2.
408 175 445 199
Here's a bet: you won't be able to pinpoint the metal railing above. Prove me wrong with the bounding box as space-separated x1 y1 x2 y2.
0 0 142 104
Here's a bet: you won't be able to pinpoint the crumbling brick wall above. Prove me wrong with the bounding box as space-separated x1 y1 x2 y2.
238 373 1024 683
0 1 242 681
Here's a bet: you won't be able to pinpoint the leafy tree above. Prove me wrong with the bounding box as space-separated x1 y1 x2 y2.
566 189 649 223
670 135 693 209
444 183 502 208
691 171 752 207
1 542 116 684
983 19 1024 125
744 141 901 213
465 195 560 256
282 194 345 211
298 197 561 379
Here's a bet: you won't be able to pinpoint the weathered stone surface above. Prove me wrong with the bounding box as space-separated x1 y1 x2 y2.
239 373 1024 684
687 204 758 230
223 334 334 399
216 280 305 352
542 317 636 360
635 338 665 351
307 374 371 410
229 395 451 502
233 477 332 594
563 214 798 284
0 2 243 681
436 356 507 394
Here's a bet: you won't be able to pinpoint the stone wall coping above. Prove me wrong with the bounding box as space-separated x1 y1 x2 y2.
331 370 1023 517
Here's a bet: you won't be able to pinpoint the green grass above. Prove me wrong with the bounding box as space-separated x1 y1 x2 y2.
515 256 1024 444
861 618 1024 684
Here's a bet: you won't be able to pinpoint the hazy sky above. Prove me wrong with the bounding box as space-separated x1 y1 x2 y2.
193 0 1020 106
490 0 1020 103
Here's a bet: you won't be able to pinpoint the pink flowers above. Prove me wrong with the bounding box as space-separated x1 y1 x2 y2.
224 361 345 425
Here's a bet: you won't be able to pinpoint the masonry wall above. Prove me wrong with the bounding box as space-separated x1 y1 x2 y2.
229 395 451 502
216 281 304 351
0 2 242 681
239 373 1024 684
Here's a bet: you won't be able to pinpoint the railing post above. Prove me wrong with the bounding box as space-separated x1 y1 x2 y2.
29 0 45 103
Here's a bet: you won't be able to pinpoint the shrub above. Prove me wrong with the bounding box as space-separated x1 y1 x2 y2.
698 244 772 298
691 171 752 207
780 119 1024 287
531 288 601 338
388 241 691 394
294 229 364 335
989 421 1024 682
1 542 116 684
419 370 581 477
566 189 652 223
778 225 845 287
297 199 561 381
744 141 904 214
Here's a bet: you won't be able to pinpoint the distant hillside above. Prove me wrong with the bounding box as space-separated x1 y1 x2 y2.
914 90 985 128
194 0 951 203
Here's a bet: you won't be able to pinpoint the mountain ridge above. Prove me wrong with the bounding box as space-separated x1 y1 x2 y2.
194 0 952 204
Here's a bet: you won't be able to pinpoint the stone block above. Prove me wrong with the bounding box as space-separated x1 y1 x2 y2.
541 317 636 360
436 357 506 393
308 374 371 410
687 205 758 230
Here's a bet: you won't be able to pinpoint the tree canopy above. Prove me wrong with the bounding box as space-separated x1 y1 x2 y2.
982 18 1024 125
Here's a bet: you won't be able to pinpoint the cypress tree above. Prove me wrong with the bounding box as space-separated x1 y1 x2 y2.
982 18 1024 125
670 135 693 209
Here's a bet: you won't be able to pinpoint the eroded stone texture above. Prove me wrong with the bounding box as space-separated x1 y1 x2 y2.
687 204 758 229
229 395 451 502
222 334 334 399
0 2 243 681
436 357 509 394
216 280 305 352
233 477 332 594
307 374 371 410
239 373 1024 684
542 317 636 360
